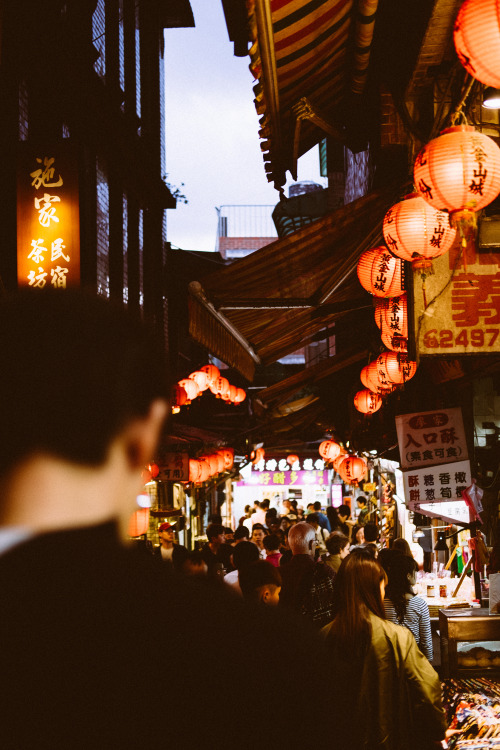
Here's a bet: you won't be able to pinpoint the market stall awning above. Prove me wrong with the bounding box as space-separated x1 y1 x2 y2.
247 0 379 187
188 181 403 381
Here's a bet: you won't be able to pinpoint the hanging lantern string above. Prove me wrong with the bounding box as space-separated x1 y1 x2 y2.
447 74 475 127
415 243 466 356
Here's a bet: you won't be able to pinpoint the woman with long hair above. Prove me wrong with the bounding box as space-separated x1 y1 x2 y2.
379 549 433 661
322 552 445 749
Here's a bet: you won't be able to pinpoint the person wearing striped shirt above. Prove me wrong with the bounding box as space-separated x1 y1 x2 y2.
379 548 433 661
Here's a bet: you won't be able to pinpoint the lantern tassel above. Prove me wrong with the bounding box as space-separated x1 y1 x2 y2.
451 209 477 272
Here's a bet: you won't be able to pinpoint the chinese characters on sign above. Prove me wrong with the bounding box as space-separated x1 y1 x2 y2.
396 408 468 470
156 453 189 482
238 470 328 487
403 460 472 524
251 457 326 473
414 241 500 355
17 144 80 289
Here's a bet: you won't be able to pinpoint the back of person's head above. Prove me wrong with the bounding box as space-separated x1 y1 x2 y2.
327 551 387 655
182 550 208 576
288 521 316 555
306 512 319 527
356 496 367 507
232 541 260 570
238 560 282 604
313 501 322 511
261 498 270 510
326 532 349 556
363 523 378 543
0 290 167 476
392 537 412 556
206 524 225 543
379 549 418 622
263 534 280 553
338 504 351 519
234 525 250 542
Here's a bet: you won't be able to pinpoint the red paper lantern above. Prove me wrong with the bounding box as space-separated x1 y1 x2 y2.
360 363 395 395
383 194 456 264
381 329 408 353
220 448 234 470
338 456 367 484
454 0 500 88
252 447 265 465
200 364 220 386
189 459 203 483
287 454 299 466
379 294 408 339
149 463 159 478
354 390 383 414
226 384 238 403
318 440 341 461
332 453 348 473
234 387 246 404
128 508 150 537
201 455 219 476
357 246 404 298
178 378 200 403
189 370 210 391
171 384 188 414
376 352 417 385
209 376 230 399
414 126 500 214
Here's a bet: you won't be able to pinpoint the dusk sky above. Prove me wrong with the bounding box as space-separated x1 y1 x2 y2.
163 0 325 252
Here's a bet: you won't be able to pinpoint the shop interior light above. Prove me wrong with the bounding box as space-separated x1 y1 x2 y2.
413 528 425 538
483 87 500 109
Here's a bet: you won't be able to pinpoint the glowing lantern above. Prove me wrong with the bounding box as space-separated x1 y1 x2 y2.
287 454 299 466
226 384 238 403
376 352 417 385
200 364 220 386
234 388 246 404
149 463 159 478
214 452 226 473
252 447 265 465
178 378 200 403
354 390 383 414
379 294 408 340
383 194 456 264
209 376 230 399
201 455 219 476
338 456 367 484
171 384 188 414
454 0 500 88
189 370 210 391
360 363 395 395
332 453 348 473
381 329 408 353
221 448 234 470
318 440 342 461
128 508 150 537
414 126 500 215
357 246 404 298
189 459 203 483
141 467 152 484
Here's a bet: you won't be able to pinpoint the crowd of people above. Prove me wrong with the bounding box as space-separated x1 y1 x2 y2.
0 289 447 749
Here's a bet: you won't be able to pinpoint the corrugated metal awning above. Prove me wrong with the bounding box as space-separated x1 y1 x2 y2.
247 0 379 187
188 181 403 381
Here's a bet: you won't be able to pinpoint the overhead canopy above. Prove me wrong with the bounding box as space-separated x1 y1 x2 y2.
247 0 380 187
188 181 404 381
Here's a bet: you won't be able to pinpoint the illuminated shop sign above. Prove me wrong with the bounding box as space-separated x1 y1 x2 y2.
252 457 326 473
17 143 80 289
238 470 328 487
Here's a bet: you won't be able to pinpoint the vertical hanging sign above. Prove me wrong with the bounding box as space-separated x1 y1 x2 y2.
17 142 80 289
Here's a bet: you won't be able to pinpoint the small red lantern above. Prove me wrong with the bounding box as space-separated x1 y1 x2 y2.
171 384 188 414
414 126 500 215
376 352 417 385
318 440 341 461
383 194 456 264
379 294 408 340
454 0 500 88
332 453 348 473
189 370 210 391
286 454 299 466
178 378 200 403
149 463 159 478
234 387 246 404
226 384 238 403
189 459 203 483
338 456 367 484
357 246 404 298
354 390 383 414
221 448 234 470
128 508 150 537
360 363 395 395
200 364 220 386
201 455 219 476
381 329 408 353
252 447 265 465
209 376 230 399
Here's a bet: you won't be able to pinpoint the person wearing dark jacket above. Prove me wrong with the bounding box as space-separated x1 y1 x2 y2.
153 521 187 572
322 551 446 749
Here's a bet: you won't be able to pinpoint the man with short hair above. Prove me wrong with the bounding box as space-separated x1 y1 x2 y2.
201 523 233 574
239 560 282 605
0 290 331 748
313 501 331 533
251 522 267 559
279 522 336 628
233 525 250 544
154 522 187 571
356 495 370 525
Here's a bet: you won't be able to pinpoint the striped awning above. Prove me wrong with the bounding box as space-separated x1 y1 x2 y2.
248 0 379 188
